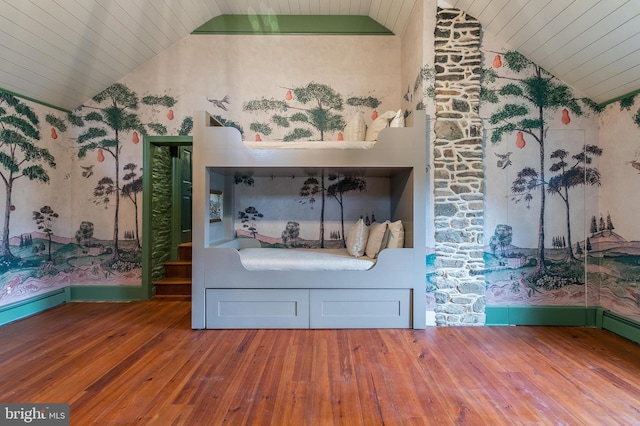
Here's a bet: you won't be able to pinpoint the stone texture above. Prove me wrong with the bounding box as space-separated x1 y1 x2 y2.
433 8 486 326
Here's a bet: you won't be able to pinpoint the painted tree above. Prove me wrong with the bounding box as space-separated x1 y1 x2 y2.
243 82 379 141
281 221 300 248
590 215 598 237
483 50 590 275
606 212 615 236
547 145 602 260
121 163 142 249
0 93 56 259
70 83 176 262
32 205 58 262
75 221 94 247
326 175 367 247
489 224 513 258
299 172 327 247
238 206 263 238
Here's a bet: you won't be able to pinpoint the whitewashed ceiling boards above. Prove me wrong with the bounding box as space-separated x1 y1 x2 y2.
1 0 638 111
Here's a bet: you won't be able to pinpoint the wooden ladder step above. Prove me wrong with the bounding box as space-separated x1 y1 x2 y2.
163 260 192 278
154 277 191 296
178 242 192 261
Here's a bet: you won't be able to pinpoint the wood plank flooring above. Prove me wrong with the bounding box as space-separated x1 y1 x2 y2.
1 299 639 425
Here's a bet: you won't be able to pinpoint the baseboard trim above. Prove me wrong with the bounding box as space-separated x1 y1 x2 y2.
596 308 640 344
486 306 598 326
0 288 70 326
70 286 146 301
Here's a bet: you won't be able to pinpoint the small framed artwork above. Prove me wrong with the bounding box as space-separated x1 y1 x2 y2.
209 190 222 223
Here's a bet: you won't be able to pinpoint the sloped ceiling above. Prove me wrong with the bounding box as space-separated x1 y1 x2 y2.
445 0 640 106
1 0 639 111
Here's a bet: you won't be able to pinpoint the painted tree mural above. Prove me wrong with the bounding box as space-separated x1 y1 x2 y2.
299 172 327 247
32 205 58 262
243 82 380 141
547 145 602 260
238 206 263 238
121 163 142 249
300 173 368 248
0 92 56 260
483 50 594 280
326 175 367 247
69 83 176 263
75 221 94 247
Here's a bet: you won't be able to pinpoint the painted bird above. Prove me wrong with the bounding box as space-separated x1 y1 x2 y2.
207 95 230 111
631 161 640 173
495 151 513 169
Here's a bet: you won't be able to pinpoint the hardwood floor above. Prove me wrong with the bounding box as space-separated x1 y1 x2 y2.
1 299 639 425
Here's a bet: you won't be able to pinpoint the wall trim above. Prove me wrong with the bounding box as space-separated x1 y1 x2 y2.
0 289 69 326
69 286 144 301
486 306 598 326
193 15 394 35
597 308 640 345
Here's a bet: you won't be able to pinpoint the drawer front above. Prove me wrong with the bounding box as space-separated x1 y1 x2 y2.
206 289 309 328
310 289 410 328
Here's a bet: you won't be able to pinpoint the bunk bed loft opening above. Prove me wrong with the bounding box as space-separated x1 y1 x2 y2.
192 110 429 330
206 165 416 248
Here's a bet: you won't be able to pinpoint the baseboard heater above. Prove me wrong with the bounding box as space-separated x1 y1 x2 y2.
600 310 640 345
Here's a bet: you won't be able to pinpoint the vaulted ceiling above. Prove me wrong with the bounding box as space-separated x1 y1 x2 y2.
1 0 639 111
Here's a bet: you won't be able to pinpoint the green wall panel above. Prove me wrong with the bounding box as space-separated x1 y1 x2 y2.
151 146 173 283
193 15 393 35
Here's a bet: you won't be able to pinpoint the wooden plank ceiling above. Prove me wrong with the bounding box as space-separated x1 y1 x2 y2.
0 0 638 111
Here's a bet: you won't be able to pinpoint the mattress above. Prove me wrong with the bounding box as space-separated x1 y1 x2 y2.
238 248 376 271
242 140 375 150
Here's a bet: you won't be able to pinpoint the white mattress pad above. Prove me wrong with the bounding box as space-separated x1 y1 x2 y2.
238 248 376 271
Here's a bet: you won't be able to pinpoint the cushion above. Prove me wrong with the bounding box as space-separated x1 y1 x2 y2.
365 110 397 141
343 112 366 141
346 218 370 257
386 220 405 248
390 109 405 128
365 221 389 258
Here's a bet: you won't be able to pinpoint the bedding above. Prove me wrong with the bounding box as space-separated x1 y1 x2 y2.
238 248 376 271
346 218 369 257
242 140 376 149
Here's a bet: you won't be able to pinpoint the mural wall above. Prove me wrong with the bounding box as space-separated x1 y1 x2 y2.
598 99 640 323
233 175 392 248
2 2 640 327
0 33 403 308
480 30 602 311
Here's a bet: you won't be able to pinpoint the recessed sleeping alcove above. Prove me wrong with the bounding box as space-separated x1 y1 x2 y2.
192 110 429 330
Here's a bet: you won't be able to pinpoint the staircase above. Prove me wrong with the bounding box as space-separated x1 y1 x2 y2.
154 242 192 297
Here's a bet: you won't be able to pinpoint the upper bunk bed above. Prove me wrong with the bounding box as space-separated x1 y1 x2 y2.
191 110 429 330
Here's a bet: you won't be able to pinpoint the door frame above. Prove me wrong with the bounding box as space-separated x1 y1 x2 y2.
142 135 193 299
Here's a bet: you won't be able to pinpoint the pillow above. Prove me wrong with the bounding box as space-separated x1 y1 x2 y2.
390 109 405 128
343 112 366 141
346 218 369 257
386 220 404 248
365 221 389 258
365 110 397 141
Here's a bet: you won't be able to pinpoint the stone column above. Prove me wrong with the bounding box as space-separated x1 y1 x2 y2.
432 9 485 326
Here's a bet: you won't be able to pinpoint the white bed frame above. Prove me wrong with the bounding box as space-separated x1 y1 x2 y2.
191 111 429 329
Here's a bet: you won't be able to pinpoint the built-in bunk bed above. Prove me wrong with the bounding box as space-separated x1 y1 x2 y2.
191 111 429 329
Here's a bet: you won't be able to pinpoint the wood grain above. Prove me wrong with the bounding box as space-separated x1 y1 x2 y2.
1 299 639 425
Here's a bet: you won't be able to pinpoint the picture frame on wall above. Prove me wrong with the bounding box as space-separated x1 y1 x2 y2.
209 190 222 223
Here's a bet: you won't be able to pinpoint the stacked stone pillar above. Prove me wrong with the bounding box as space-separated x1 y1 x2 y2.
433 9 485 325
